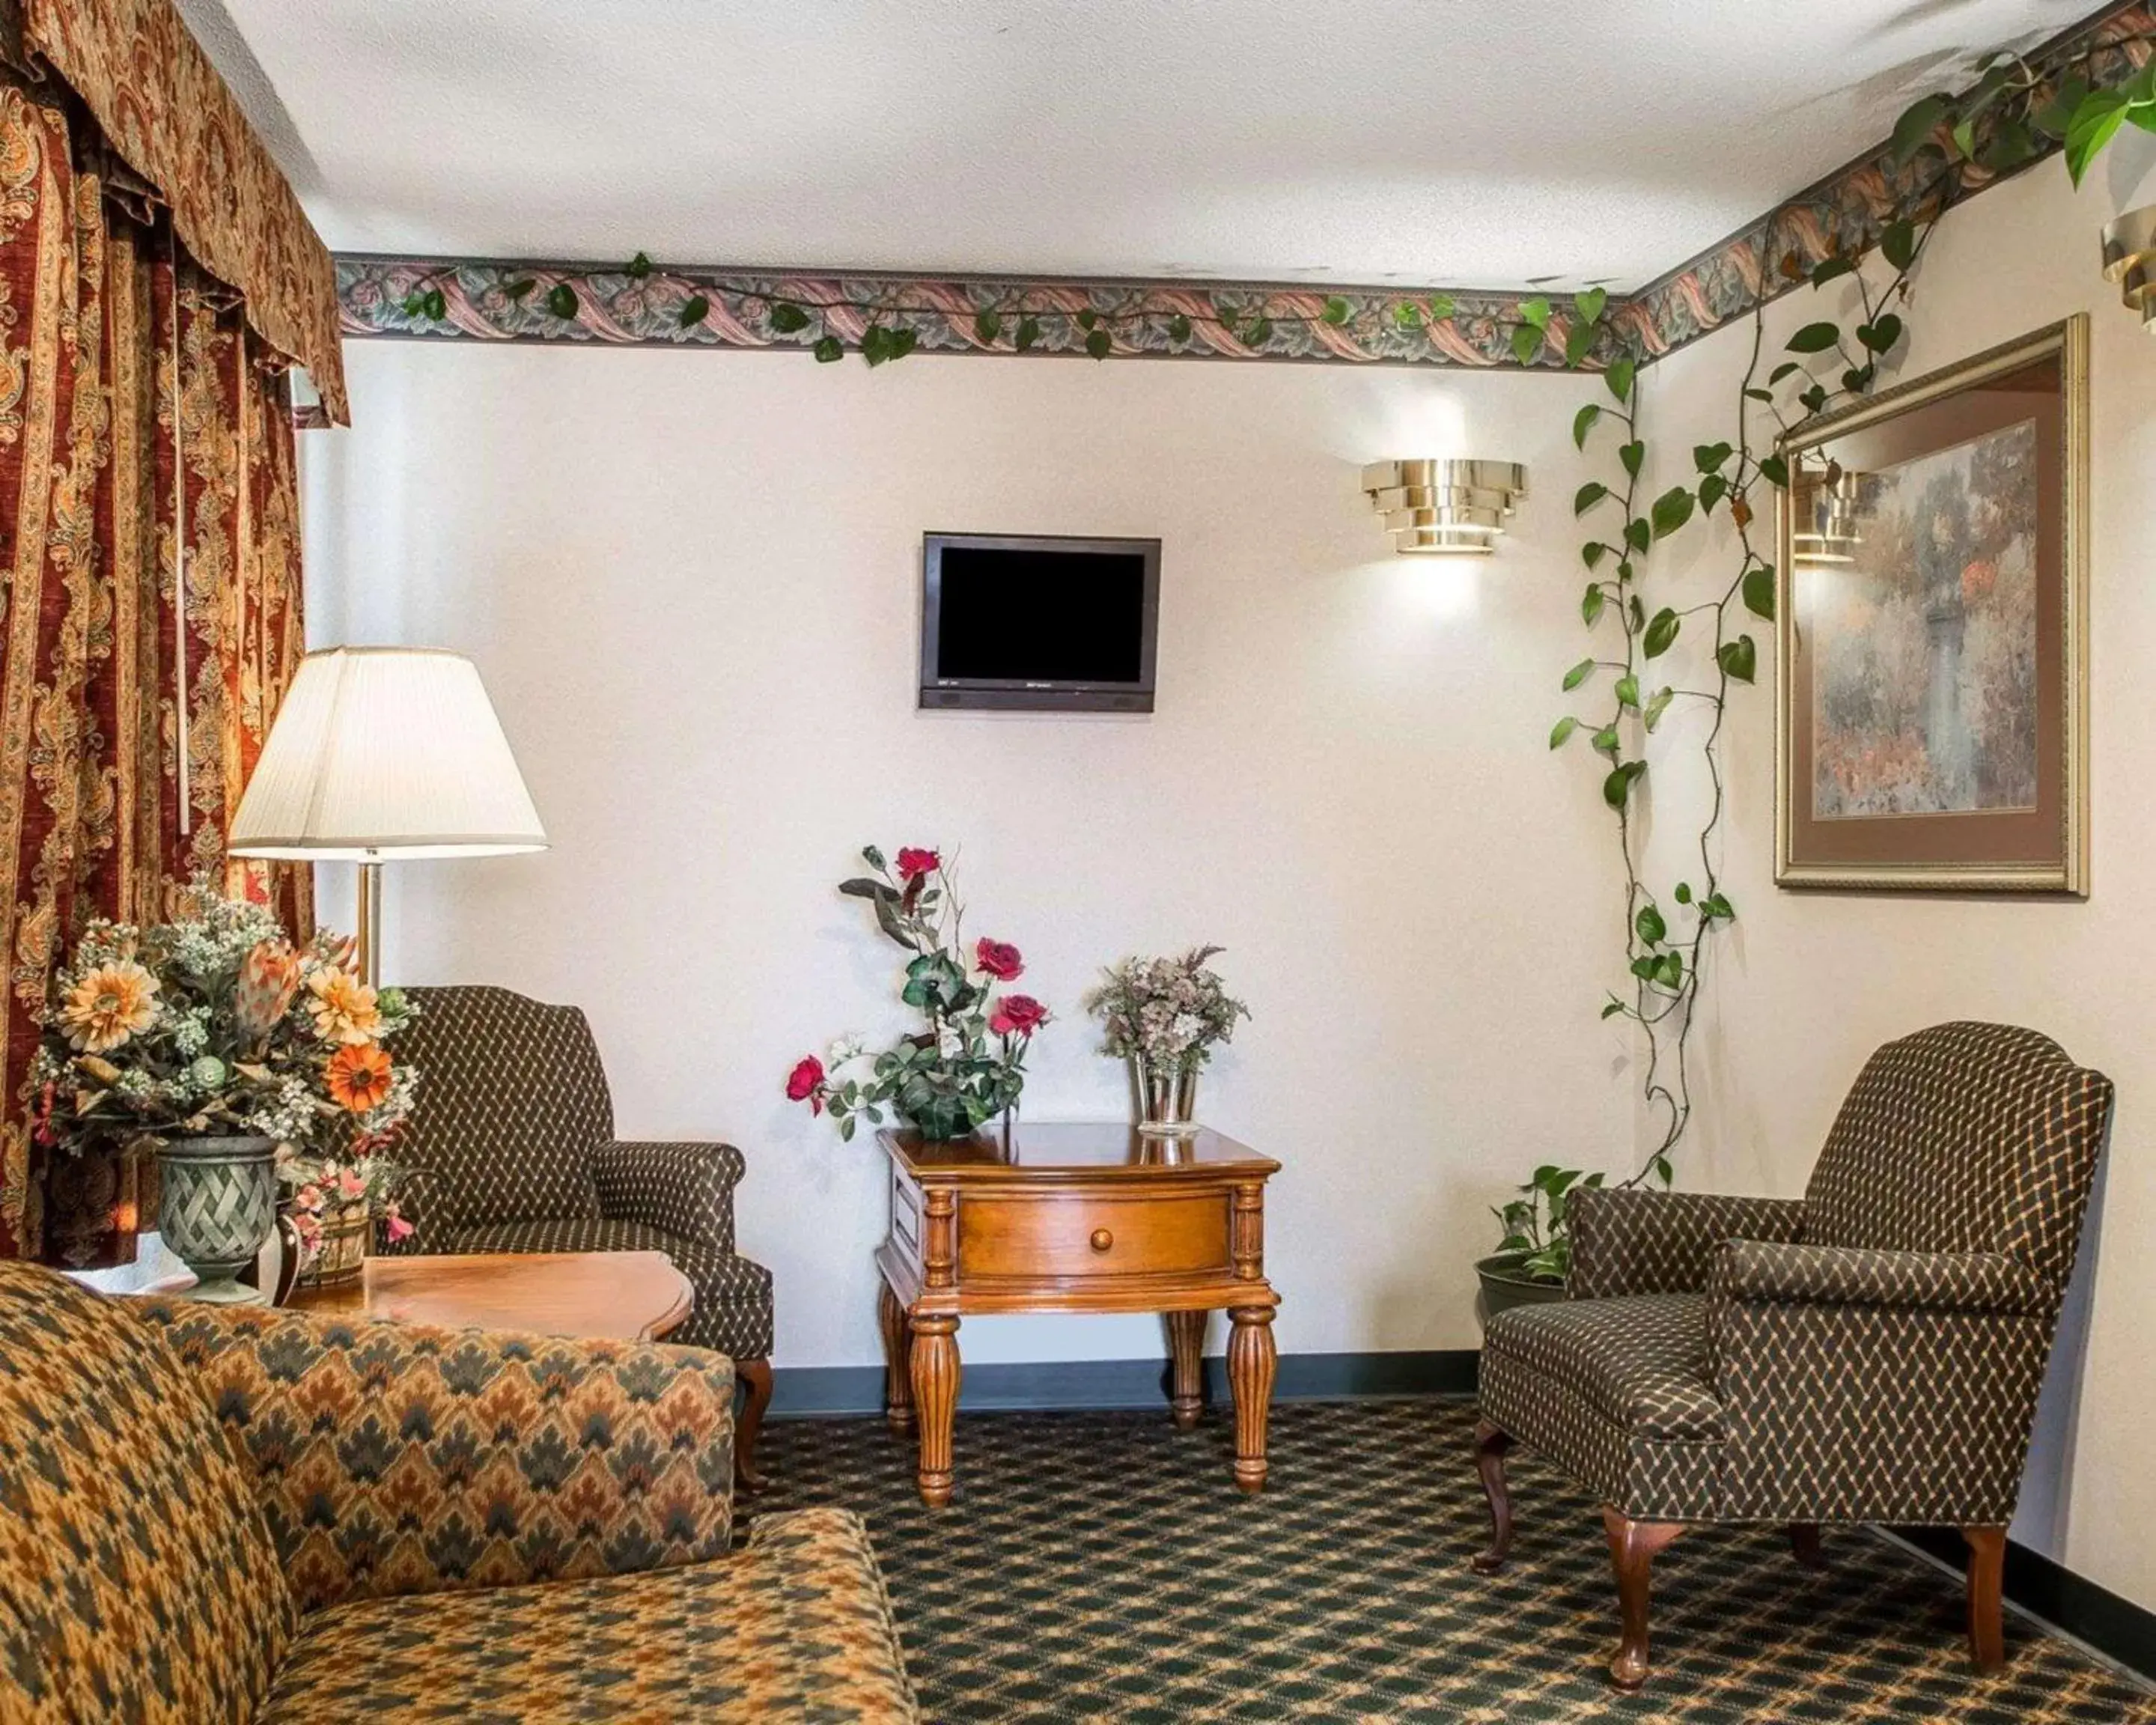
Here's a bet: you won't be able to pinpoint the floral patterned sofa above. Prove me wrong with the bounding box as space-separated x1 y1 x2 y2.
0 1263 917 1723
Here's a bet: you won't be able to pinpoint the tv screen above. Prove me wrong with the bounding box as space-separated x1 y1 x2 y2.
920 533 1160 712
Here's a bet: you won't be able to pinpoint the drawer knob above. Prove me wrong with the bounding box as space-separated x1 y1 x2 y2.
1089 1228 1114 1253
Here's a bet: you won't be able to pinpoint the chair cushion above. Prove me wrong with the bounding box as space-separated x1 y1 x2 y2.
443 1217 776 1359
263 1508 917 1724
1484 1293 1723 1442
0 1263 296 1724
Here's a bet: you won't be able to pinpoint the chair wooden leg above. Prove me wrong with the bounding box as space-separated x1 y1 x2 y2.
1471 1419 1515 1575
734 1357 773 1492
1787 1522 1824 1569
1964 1525 2007 1674
1603 1508 1685 1689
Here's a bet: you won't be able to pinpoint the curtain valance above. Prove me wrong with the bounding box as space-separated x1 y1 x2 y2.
11 0 348 423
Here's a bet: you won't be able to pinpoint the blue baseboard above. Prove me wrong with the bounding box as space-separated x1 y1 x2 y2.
771 1348 1479 1418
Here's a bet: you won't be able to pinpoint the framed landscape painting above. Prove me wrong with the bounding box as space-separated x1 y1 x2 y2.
1775 315 2088 894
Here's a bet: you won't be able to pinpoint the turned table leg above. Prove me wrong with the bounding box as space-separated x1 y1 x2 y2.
1227 1304 1276 1492
909 1313 960 1508
877 1282 915 1434
1166 1309 1206 1431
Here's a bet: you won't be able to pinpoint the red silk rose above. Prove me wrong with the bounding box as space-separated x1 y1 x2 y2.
785 1055 826 1114
975 938 1024 982
990 995 1050 1038
895 848 940 882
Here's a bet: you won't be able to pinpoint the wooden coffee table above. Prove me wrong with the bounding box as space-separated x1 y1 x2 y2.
875 1120 1282 1507
291 1250 694 1342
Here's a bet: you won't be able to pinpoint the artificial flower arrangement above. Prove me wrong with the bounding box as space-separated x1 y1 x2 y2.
31 891 418 1256
786 845 1049 1142
1086 945 1249 1074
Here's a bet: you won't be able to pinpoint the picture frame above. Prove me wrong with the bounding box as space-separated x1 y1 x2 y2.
1774 314 2088 894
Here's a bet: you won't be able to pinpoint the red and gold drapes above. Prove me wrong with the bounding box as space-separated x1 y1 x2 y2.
0 68 310 1263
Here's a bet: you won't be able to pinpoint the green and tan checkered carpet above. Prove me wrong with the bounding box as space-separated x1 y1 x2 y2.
749 1399 2155 1723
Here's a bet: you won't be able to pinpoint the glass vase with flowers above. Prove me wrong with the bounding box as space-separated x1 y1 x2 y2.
31 891 417 1300
785 845 1049 1143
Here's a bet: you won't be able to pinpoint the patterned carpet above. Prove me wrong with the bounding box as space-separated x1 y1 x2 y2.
746 1399 2156 1724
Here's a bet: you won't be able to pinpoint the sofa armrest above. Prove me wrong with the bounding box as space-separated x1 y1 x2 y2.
591 1140 745 1253
133 1300 735 1615
1568 1187 1806 1300
1711 1238 2053 1318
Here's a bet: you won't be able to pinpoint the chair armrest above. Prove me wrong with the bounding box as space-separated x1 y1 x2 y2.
1568 1187 1806 1300
132 1300 735 1614
591 1140 746 1253
1711 1238 2053 1318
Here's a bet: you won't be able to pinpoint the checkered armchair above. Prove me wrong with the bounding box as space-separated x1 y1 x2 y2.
392 985 778 1481
1473 1022 2113 1689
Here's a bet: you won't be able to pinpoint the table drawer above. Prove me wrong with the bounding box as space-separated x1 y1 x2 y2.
958 1190 1228 1281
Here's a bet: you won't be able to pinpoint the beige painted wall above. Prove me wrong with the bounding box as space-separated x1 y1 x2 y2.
1642 154 2156 1608
299 344 1631 1374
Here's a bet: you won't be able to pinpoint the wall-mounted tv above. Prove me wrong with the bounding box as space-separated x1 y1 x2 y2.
920 532 1160 713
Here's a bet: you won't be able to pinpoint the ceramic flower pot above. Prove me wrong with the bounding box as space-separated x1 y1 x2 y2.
1475 1250 1569 1330
300 1201 371 1289
156 1134 278 1303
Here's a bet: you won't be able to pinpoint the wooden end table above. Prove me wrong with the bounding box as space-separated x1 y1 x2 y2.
874 1120 1281 1507
290 1250 694 1342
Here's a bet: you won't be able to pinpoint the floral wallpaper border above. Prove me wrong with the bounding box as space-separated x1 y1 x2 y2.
334 1 2150 377
335 260 1583 371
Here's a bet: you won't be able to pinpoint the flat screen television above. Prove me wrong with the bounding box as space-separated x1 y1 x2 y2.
919 532 1160 712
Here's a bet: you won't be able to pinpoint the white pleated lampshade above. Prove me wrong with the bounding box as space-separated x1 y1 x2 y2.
229 647 547 861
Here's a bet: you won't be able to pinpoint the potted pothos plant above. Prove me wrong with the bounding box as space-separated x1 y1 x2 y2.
1478 1165 1606 1323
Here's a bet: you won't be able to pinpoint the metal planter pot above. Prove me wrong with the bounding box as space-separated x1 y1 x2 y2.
1475 1250 1569 1330
156 1134 278 1304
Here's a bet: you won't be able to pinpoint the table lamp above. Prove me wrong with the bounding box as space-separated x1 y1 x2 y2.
228 647 547 985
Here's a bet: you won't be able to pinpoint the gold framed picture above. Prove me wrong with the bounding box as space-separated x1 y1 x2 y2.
1775 314 2089 894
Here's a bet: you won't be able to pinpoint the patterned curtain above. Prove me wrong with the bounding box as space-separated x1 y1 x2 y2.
0 67 311 1265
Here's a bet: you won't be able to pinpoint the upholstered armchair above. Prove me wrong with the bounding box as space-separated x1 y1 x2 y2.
0 1265 916 1722
1473 1022 2113 1688
393 985 778 1482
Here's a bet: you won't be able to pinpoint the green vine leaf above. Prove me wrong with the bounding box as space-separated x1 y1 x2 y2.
1583 542 1607 570
1583 585 1606 625
1393 302 1424 329
1565 320 1598 367
1614 673 1640 708
974 308 1003 344
1245 315 1275 347
1574 481 1611 516
504 277 537 301
1644 686 1675 731
1574 287 1607 326
1635 904 1666 944
770 302 811 334
1607 356 1636 403
1321 296 1352 326
1649 487 1695 540
1592 724 1619 755
1075 308 1098 332
1624 518 1651 553
1703 892 1736 920
1602 760 1646 809
1693 442 1732 473
1718 635 1758 683
1673 882 1693 904
2065 89 2131 186
678 294 710 329
812 335 844 363
1857 313 1904 354
1520 296 1552 329
625 251 654 279
1786 322 1840 353
1168 313 1193 343
1810 255 1857 289
1601 1000 1627 1020
1768 360 1802 385
1015 315 1041 352
546 283 579 319
1618 441 1645 478
1881 219 1918 270
1757 454 1790 487
1574 404 1601 448
1550 716 1580 749
1742 564 1776 619
1084 328 1112 360
1699 473 1729 513
1642 607 1680 658
1427 293 1457 322
1562 657 1595 692
1511 323 1544 365
1889 93 1948 165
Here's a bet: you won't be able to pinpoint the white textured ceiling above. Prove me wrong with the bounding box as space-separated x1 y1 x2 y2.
184 0 2086 289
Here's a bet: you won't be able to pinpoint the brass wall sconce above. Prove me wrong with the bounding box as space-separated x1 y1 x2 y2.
1362 459 1529 554
2101 205 2156 329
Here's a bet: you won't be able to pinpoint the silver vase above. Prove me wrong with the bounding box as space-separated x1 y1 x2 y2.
156 1134 278 1304
1132 1055 1201 1138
